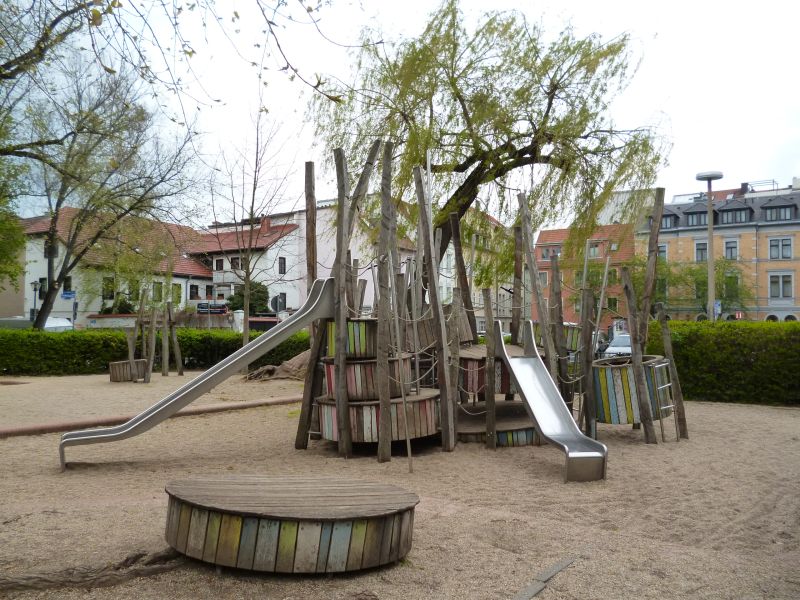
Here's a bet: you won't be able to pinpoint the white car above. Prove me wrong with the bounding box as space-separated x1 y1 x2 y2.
602 333 631 358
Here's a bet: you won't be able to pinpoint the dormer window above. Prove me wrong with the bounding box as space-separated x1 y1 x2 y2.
721 209 749 224
661 215 675 229
687 212 707 227
765 206 793 221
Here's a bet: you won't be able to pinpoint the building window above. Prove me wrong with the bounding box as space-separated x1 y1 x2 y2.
769 238 792 260
687 212 707 227
127 279 139 302
724 240 738 260
695 242 707 263
721 209 749 224
189 284 200 300
657 244 667 260
38 277 48 299
661 215 675 229
769 274 793 299
215 258 223 271
63 276 72 293
588 243 600 258
541 248 550 260
538 271 548 287
607 297 618 312
607 268 618 284
230 256 240 270
205 285 213 299
102 277 115 301
171 283 182 305
765 206 793 221
278 256 286 275
610 242 619 251
278 292 287 311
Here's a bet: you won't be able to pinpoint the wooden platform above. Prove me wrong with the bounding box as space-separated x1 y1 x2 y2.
456 398 539 447
165 475 419 573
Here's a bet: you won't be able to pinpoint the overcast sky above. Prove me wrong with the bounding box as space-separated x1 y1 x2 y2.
184 0 800 214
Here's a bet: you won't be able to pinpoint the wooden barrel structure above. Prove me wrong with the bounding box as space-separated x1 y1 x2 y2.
458 345 521 396
316 319 440 444
592 355 673 424
534 322 581 352
456 399 537 447
109 359 147 382
164 475 419 573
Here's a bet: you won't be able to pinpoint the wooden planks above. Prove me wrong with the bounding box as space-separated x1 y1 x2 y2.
164 475 418 573
322 354 411 400
592 356 671 425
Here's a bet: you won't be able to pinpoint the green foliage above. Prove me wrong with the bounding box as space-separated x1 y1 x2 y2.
646 320 800 404
313 0 664 252
0 328 310 375
226 281 270 315
0 119 25 291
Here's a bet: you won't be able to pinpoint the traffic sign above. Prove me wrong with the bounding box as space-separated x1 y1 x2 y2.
61 290 76 300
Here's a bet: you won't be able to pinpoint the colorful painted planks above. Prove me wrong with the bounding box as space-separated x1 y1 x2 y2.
592 356 673 424
317 390 440 443
322 355 412 400
165 495 416 573
459 358 517 395
325 319 378 359
534 322 581 352
458 427 537 446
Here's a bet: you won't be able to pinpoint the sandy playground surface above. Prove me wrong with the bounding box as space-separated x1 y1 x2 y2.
0 372 798 599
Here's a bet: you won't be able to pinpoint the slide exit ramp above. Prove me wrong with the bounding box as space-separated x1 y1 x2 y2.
494 320 607 482
59 278 336 468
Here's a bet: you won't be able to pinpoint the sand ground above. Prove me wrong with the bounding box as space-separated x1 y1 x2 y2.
0 373 798 599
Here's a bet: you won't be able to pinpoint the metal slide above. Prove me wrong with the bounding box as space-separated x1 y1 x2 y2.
494 320 607 482
59 278 336 468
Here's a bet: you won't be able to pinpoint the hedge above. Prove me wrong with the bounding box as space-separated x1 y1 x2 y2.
646 320 800 405
0 328 310 376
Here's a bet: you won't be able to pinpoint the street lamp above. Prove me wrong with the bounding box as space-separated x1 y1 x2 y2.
696 171 723 321
30 280 40 322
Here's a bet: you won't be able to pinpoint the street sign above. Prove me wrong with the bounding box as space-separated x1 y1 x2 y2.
61 290 76 300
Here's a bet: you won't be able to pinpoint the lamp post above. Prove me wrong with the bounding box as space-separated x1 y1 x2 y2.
30 280 40 322
696 171 723 321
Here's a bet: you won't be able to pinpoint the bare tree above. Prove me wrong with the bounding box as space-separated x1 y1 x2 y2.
206 111 294 345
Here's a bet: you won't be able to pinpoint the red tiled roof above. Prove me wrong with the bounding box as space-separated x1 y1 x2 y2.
190 223 298 254
535 223 635 262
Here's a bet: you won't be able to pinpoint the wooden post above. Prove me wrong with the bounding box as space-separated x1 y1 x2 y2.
167 301 183 376
294 322 327 450
550 255 570 407
510 226 523 346
449 213 478 343
449 288 462 422
161 307 169 376
414 165 455 451
580 286 597 437
638 188 666 353
482 288 496 449
408 256 422 391
518 192 558 380
124 327 138 382
333 148 353 457
345 250 355 318
622 267 657 444
305 161 317 341
376 141 394 463
144 307 157 383
656 303 689 439
389 248 414 472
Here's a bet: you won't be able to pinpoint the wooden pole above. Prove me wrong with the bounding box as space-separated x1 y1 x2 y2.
482 288 496 449
449 213 478 343
376 141 394 463
656 303 689 439
550 255 570 407
414 165 455 451
580 286 597 437
408 257 422 391
144 307 157 383
510 226 523 346
333 148 353 457
389 249 414 472
638 188 666 353
161 307 169 376
449 288 462 425
294 324 327 449
124 327 138 383
305 161 317 341
167 301 183 376
518 192 558 380
622 267 657 444
593 255 612 352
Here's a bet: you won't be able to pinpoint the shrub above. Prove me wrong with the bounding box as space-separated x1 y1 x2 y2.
0 327 310 376
646 320 800 405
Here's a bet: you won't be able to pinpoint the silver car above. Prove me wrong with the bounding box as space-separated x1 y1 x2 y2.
603 333 631 358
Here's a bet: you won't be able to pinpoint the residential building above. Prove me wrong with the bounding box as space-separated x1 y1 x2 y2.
532 223 636 331
638 178 800 322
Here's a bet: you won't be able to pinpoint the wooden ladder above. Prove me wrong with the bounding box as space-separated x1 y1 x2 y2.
653 360 680 442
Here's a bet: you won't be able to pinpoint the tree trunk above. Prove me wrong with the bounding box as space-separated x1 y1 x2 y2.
656 303 689 439
449 212 478 343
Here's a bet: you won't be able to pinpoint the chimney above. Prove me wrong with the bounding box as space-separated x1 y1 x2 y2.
739 182 749 196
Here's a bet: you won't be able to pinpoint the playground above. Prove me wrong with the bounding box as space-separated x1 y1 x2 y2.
1 372 798 599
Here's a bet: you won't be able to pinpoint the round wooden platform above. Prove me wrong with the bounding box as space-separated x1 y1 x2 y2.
165 475 419 573
456 398 538 447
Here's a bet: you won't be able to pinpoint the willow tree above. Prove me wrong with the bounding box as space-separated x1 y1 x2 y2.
313 0 664 258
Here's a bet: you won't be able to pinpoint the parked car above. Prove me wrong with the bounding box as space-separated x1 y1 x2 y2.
0 316 73 331
602 333 631 358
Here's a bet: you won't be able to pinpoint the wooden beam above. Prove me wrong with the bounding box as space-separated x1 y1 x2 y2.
449 213 477 343
580 286 596 437
161 307 169 376
167 301 183 376
510 226 523 346
622 267 657 444
638 187 666 353
294 322 327 449
482 288 496 450
414 166 455 451
550 255 570 407
376 141 393 463
305 161 317 342
656 303 689 439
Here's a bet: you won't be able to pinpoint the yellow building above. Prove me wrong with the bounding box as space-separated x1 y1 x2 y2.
637 180 799 322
